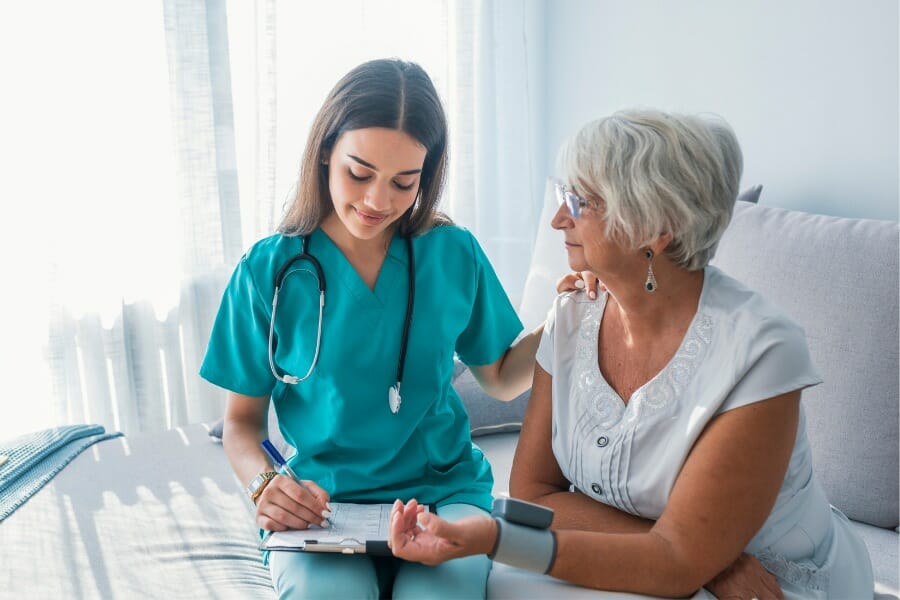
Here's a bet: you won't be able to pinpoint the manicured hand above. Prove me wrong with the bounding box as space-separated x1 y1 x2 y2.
388 499 497 566
255 476 331 532
556 271 604 300
706 552 783 600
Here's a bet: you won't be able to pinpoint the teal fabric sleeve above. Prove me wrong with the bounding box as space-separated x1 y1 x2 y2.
200 255 277 397
454 233 524 366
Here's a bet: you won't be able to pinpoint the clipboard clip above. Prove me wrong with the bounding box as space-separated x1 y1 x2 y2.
300 538 367 554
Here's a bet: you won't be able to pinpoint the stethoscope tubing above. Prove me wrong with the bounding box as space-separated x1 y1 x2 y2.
268 234 415 404
268 285 323 384
395 235 415 387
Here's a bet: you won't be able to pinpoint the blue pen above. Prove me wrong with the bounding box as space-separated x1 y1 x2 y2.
260 439 302 483
261 439 332 526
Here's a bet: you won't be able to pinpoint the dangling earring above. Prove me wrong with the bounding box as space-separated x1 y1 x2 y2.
644 249 658 293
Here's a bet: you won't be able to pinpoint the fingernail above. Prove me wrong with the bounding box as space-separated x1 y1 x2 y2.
325 502 333 511
574 279 585 289
321 510 332 519
589 291 596 299
321 519 331 528
417 521 427 531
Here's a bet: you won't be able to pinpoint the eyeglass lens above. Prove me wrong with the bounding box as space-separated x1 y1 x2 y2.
555 183 581 218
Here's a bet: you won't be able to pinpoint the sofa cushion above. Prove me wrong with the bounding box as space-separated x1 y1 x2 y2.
711 201 899 528
2 424 276 599
850 519 900 598
486 563 716 599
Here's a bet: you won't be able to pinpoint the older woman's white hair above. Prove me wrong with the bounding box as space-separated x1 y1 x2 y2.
558 109 743 271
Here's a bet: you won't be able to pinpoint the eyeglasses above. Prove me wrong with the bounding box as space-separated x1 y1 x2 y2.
553 179 588 219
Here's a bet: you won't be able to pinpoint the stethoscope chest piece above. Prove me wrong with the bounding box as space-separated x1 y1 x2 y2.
271 234 416 416
388 384 402 414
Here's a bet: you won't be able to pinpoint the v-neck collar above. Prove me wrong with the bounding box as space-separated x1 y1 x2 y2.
310 228 408 309
591 267 710 407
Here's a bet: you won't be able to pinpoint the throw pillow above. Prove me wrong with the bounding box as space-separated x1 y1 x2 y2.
712 201 898 528
452 361 530 437
737 184 763 204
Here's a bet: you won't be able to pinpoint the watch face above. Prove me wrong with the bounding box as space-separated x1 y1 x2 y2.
248 474 265 494
247 471 276 500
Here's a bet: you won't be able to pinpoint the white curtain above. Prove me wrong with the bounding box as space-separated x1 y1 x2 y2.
46 0 240 435
0 1 200 440
445 0 548 309
0 0 548 441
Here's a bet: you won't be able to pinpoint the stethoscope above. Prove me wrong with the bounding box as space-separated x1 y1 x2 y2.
268 234 415 414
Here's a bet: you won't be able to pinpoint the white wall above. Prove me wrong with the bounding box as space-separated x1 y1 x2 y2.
542 0 899 221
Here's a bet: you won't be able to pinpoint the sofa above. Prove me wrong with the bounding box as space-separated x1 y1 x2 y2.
2 199 897 599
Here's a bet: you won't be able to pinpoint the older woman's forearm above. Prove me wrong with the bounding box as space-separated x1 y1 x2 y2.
512 486 763 594
525 489 654 534
549 529 707 597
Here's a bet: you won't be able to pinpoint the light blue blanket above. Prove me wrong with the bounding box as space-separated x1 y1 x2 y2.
0 424 122 522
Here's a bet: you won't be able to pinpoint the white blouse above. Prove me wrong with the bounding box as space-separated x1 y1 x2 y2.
536 266 872 598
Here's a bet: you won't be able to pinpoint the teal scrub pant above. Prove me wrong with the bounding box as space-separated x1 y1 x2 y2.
268 503 492 599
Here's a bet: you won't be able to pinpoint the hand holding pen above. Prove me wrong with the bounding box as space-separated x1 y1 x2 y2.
256 439 332 531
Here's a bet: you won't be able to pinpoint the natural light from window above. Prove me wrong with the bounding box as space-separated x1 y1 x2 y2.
0 0 449 441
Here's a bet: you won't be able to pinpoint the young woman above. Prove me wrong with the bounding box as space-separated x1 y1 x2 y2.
200 59 540 599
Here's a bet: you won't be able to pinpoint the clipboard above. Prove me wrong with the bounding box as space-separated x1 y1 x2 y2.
260 529 391 555
259 502 430 556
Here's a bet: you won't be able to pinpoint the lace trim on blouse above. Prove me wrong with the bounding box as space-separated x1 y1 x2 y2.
756 549 830 591
573 298 714 430
574 302 622 428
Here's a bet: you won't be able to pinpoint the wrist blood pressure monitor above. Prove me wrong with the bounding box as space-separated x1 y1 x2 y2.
488 497 557 574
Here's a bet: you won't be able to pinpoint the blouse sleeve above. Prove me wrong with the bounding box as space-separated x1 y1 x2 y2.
535 296 560 376
717 317 823 414
454 233 524 366
199 254 277 397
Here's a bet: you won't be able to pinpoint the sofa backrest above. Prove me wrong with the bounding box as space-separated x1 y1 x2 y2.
711 201 899 529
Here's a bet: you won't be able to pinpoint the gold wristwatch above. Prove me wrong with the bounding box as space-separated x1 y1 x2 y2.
246 470 278 503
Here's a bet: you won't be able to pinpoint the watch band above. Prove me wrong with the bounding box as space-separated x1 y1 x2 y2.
247 470 278 503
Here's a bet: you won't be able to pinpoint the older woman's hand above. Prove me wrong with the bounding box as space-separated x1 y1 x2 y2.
556 271 604 300
706 553 783 600
388 499 497 566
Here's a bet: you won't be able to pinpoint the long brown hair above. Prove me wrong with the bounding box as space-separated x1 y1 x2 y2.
278 58 452 237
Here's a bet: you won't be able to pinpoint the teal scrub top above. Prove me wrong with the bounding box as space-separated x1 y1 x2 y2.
200 225 523 511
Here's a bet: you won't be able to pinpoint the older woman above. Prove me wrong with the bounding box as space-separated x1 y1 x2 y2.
388 110 873 599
